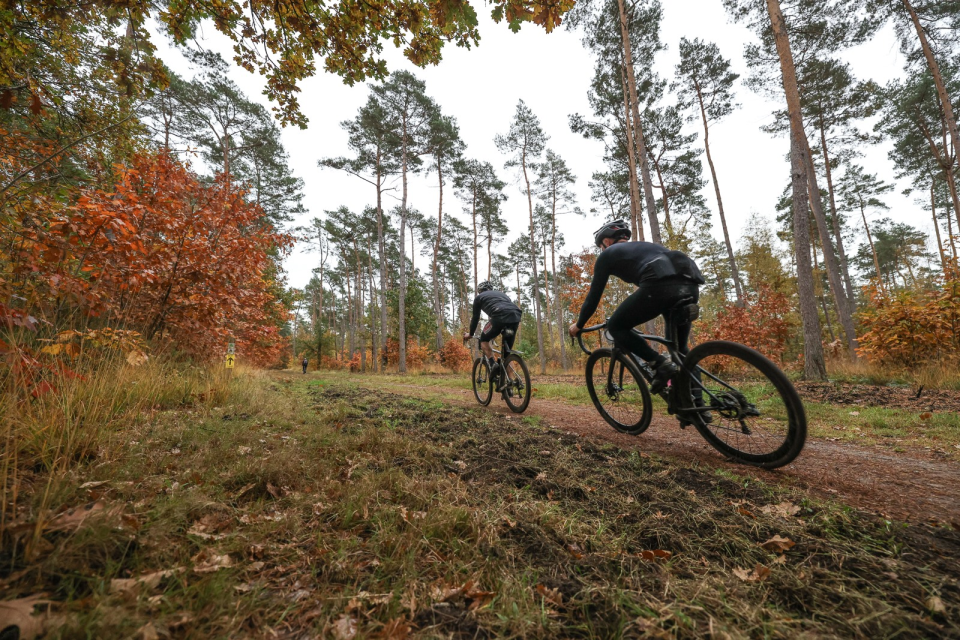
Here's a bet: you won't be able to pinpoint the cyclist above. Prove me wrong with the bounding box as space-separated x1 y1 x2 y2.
568 220 709 416
464 281 522 383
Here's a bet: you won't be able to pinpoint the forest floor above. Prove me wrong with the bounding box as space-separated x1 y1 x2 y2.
3 369 959 638
345 370 960 525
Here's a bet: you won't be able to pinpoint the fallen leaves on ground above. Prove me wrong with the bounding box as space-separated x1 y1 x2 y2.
927 596 946 615
759 535 796 553
760 501 801 518
191 549 233 573
375 617 412 639
536 584 564 606
332 614 358 639
733 564 771 582
432 580 496 610
0 595 52 640
187 513 233 540
110 568 182 594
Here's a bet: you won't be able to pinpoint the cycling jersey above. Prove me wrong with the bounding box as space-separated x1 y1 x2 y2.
576 241 704 328
469 291 522 336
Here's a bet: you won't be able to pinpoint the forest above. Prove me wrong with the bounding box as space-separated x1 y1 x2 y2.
2 0 958 387
295 0 960 383
3 0 960 637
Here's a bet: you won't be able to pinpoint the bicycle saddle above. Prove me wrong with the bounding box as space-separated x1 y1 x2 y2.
666 297 700 325
502 329 515 339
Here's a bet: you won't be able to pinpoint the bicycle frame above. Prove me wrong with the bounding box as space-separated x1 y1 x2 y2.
575 322 721 422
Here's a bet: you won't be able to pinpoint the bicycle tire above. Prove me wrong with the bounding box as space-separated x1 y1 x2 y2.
676 340 806 468
585 348 652 435
472 358 492 406
501 354 531 413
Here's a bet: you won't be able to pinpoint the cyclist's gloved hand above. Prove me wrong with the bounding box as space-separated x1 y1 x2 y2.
463 333 472 342
568 323 581 337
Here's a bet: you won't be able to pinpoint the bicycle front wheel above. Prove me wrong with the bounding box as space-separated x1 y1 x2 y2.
501 355 531 413
472 358 492 406
585 349 652 435
677 340 806 468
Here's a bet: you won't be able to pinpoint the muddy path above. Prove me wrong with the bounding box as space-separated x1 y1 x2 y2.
363 380 960 526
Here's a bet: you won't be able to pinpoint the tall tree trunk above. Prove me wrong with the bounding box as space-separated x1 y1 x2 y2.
818 121 855 303
903 0 960 162
398 125 409 373
550 198 567 370
367 240 379 371
433 160 445 353
811 242 836 343
471 189 479 290
766 0 827 379
522 150 547 374
932 183 947 271
375 156 388 370
803 138 858 356
857 194 884 291
619 64 643 239
487 233 493 280
617 0 660 243
542 233 554 351
696 81 743 304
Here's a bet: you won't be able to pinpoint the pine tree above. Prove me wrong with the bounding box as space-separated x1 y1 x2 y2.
496 100 549 373
675 37 745 304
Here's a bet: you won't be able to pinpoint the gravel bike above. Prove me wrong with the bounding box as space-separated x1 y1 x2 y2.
574 298 806 469
467 326 531 413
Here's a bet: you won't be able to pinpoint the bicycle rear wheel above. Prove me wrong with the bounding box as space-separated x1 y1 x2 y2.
585 348 652 435
472 358 492 406
677 340 806 468
501 354 531 413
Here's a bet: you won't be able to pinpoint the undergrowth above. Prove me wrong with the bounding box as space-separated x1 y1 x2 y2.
1 371 957 638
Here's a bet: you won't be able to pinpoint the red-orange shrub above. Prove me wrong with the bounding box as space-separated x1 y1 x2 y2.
439 339 471 372
857 269 960 367
697 285 793 363
383 338 432 368
4 151 293 367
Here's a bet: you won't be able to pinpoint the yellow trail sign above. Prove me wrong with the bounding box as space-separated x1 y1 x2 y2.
225 354 236 369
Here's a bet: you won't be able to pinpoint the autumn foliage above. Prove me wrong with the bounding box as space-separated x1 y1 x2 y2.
2 151 292 370
857 268 960 367
439 339 472 372
697 285 794 364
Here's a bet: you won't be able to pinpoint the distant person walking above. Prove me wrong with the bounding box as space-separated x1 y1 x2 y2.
302 357 308 374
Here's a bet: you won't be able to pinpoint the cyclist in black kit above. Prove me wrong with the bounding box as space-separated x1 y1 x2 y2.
568 219 706 399
464 281 522 378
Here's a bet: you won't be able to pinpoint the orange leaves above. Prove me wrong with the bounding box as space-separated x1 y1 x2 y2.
697 285 793 363
857 273 960 368
438 339 471 371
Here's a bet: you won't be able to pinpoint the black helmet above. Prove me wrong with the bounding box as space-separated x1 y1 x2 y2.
477 281 494 294
594 219 631 248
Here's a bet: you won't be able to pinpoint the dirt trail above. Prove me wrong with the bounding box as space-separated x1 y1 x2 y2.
372 381 960 525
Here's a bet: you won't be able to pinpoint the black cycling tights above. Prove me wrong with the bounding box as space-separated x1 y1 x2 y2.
607 281 700 365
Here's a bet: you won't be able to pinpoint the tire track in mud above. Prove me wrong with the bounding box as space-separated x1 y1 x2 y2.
371 381 960 525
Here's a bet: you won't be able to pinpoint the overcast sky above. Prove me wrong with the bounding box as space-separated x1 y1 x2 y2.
153 2 918 290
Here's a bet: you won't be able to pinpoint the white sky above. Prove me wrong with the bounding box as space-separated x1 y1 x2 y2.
152 2 919 290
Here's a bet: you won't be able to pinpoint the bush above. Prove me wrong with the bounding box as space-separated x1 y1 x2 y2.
439 339 471 372
383 338 432 369
696 285 794 363
857 267 960 368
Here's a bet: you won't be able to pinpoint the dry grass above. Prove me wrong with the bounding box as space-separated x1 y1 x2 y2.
1 370 957 638
827 357 960 390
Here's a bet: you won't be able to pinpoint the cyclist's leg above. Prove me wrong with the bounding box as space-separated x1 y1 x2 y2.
606 286 668 365
501 322 520 351
479 321 505 360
